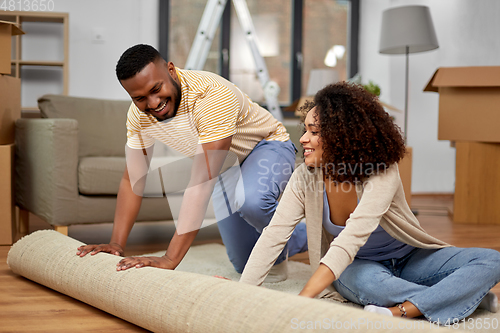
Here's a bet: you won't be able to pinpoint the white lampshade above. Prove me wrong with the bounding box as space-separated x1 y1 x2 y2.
379 5 439 55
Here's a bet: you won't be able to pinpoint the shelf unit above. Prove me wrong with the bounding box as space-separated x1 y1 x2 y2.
0 11 68 115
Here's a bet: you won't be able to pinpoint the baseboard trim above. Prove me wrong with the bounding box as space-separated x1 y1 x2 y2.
411 192 454 197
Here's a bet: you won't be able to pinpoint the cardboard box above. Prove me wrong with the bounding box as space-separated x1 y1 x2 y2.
294 96 314 117
0 75 21 145
0 21 24 75
424 66 500 143
453 141 500 225
0 144 16 245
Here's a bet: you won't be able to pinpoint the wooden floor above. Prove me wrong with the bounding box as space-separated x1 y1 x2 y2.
1 195 499 332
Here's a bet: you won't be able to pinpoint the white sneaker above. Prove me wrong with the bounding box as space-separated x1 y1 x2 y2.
478 292 498 313
364 305 393 316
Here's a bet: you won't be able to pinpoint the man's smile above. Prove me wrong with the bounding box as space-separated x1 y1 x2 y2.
153 101 167 113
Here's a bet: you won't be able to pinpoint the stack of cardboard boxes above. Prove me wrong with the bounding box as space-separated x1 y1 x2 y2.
425 66 500 225
0 21 24 244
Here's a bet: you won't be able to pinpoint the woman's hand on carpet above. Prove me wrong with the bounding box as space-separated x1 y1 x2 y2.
77 243 124 257
116 255 176 271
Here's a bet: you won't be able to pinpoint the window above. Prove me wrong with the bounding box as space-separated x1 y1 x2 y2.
229 0 291 104
162 0 355 110
168 0 220 73
302 0 349 96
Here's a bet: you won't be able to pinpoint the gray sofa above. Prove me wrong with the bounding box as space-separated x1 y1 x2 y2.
15 94 216 234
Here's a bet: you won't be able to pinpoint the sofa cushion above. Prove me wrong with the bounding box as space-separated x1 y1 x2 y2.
38 94 131 158
78 157 126 195
79 156 194 196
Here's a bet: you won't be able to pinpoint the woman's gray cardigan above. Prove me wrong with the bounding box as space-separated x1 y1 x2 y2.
239 163 450 301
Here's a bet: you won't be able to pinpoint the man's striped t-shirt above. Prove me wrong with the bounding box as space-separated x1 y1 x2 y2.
126 68 289 162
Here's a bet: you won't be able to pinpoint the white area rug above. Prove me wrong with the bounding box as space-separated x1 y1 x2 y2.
175 243 313 294
146 243 500 332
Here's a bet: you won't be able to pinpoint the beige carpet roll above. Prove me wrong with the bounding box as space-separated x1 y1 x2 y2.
8 230 463 333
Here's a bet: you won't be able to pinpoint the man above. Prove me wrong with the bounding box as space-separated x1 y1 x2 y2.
77 44 307 279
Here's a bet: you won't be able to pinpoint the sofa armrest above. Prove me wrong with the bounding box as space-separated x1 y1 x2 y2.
15 118 79 225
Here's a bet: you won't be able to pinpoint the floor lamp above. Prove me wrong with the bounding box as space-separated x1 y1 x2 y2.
379 5 439 143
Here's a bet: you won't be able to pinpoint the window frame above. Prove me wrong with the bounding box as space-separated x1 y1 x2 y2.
159 0 359 115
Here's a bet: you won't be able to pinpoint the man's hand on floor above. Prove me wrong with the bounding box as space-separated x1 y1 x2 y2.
76 243 124 257
116 255 177 271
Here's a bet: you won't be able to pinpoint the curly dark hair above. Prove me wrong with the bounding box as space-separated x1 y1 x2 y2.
299 81 406 183
116 44 162 81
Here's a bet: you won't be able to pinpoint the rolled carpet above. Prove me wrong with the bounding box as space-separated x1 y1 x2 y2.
8 230 463 333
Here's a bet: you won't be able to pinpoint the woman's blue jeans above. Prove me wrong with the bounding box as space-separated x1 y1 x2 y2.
215 139 308 273
332 247 500 323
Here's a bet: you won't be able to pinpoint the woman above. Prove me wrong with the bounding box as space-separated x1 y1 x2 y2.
239 82 500 323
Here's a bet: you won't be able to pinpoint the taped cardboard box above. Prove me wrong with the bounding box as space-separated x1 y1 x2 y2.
0 144 15 245
424 66 500 143
0 75 21 145
0 20 24 75
453 141 500 225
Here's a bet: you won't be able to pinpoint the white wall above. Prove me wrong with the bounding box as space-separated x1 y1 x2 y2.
54 0 159 100
359 0 500 193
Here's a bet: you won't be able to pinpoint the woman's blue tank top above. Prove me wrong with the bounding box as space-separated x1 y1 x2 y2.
322 191 414 261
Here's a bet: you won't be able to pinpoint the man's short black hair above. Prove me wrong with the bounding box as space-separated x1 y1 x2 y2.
116 44 162 81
